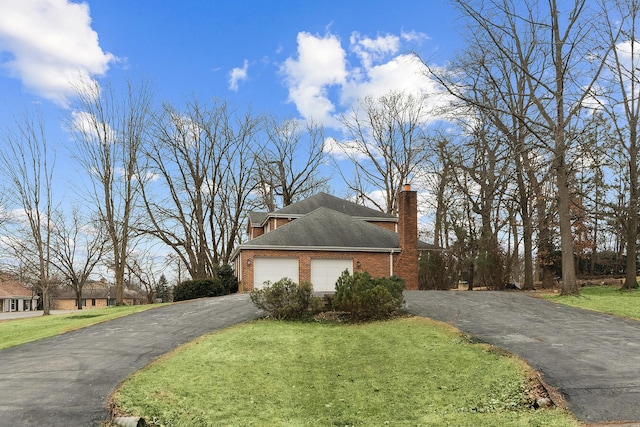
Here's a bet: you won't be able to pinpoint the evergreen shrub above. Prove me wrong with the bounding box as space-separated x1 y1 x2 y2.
249 278 320 320
333 270 405 321
173 277 224 302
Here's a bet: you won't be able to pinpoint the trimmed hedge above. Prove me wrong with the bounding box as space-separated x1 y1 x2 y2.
333 270 405 321
173 264 239 302
173 277 225 302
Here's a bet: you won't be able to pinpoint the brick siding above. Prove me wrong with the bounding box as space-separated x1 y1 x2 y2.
238 249 395 292
395 188 419 290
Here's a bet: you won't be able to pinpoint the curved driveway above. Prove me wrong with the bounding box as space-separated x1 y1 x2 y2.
405 290 640 425
1 291 639 426
0 294 262 426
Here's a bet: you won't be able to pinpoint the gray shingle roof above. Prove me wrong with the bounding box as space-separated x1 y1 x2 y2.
273 192 396 220
243 207 400 249
418 241 442 251
248 211 268 225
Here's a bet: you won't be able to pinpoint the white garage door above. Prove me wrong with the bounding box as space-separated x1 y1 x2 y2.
253 257 299 289
311 258 353 292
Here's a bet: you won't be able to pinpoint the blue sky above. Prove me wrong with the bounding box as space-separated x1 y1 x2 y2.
0 0 463 204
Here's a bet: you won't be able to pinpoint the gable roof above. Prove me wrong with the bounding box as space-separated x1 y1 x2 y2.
55 279 142 300
247 211 268 226
0 274 34 298
242 207 400 250
270 192 396 222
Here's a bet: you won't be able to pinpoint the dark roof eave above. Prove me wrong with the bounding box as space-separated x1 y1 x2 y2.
258 213 397 228
234 244 401 256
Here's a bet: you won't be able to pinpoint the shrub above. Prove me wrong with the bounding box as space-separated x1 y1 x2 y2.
154 274 172 302
173 277 225 302
475 243 510 291
172 266 239 302
219 264 239 294
250 278 320 320
419 251 457 290
333 270 405 321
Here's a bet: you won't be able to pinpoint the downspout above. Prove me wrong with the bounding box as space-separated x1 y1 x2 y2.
237 256 242 291
390 250 394 276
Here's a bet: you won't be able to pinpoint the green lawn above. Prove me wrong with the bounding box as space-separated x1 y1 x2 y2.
113 318 578 427
0 304 160 350
542 285 640 320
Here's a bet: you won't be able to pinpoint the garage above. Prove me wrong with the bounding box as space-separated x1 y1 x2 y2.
253 257 299 289
310 258 353 292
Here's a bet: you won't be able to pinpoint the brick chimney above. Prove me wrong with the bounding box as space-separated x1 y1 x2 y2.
396 184 418 290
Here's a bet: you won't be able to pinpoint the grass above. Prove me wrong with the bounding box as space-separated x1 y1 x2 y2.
0 304 160 350
542 285 640 320
113 317 579 427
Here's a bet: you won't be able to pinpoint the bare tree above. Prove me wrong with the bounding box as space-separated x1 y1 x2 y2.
445 0 611 295
596 0 640 289
255 117 328 210
50 208 109 309
338 91 430 214
140 99 262 278
125 249 162 304
427 8 548 290
70 80 153 304
214 110 263 264
454 116 513 288
419 135 456 249
0 110 56 314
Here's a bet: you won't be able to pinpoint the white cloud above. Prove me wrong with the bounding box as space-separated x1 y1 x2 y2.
323 136 363 161
70 110 116 143
0 0 115 106
281 32 347 127
350 32 400 69
610 40 640 101
614 40 640 70
341 54 437 107
228 59 249 92
401 30 430 43
281 30 452 130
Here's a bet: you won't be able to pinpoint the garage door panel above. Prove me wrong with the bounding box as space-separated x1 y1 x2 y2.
253 257 299 289
311 258 353 292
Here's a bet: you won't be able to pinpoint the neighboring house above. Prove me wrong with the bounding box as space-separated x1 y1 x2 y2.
232 185 437 292
0 273 38 313
52 278 144 310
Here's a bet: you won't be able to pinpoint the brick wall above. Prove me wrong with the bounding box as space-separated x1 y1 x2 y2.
395 186 419 290
369 221 397 232
238 249 395 292
251 227 264 239
52 298 110 310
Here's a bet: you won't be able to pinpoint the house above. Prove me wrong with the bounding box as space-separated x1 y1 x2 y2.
0 272 39 313
52 278 144 310
232 185 436 292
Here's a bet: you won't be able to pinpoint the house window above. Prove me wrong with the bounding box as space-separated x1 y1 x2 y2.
91 299 96 306
10 299 16 311
81 299 87 307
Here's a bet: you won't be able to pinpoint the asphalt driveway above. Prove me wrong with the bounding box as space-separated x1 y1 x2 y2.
2 291 639 426
405 290 640 425
0 293 262 426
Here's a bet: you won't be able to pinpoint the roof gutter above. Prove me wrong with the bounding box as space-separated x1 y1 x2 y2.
258 213 397 228
231 244 401 261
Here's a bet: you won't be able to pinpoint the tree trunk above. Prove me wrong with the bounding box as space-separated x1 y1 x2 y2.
623 127 639 289
557 159 578 295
